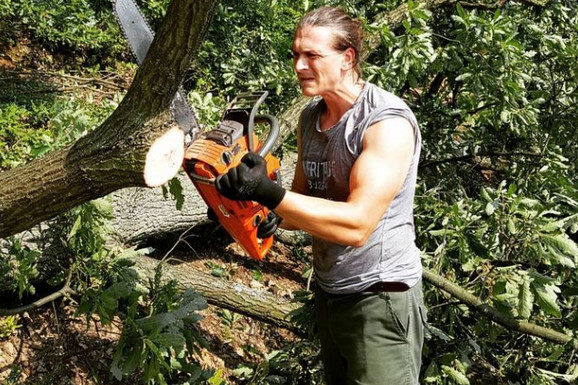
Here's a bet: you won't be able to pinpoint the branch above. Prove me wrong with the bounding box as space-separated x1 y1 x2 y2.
420 151 544 169
422 269 578 348
456 0 549 9
0 269 76 316
0 0 219 239
459 0 510 9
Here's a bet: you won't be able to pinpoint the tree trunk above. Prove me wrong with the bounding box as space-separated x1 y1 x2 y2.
0 0 219 238
129 255 302 334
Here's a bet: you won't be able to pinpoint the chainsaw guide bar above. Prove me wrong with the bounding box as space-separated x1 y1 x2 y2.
113 0 200 143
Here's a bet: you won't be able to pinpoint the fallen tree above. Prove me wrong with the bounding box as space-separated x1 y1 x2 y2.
0 0 219 238
0 0 460 239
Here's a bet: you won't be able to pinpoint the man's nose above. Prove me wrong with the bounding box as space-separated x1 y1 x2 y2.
294 56 308 72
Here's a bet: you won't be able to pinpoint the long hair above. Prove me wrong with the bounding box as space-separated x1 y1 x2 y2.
297 6 364 78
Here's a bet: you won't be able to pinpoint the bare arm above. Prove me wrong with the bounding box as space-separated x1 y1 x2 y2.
276 117 415 246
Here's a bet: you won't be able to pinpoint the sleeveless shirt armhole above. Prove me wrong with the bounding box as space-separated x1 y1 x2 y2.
355 108 420 155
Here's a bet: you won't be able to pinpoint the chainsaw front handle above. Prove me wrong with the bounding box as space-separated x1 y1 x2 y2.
254 114 279 158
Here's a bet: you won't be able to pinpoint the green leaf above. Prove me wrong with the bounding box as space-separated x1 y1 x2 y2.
531 282 562 318
518 278 533 319
232 365 254 378
91 198 112 216
480 187 493 202
442 365 470 385
493 293 518 308
507 218 518 235
122 346 143 376
168 177 185 210
541 234 578 265
154 333 186 350
68 215 82 240
465 233 489 257
429 229 454 237
485 201 498 216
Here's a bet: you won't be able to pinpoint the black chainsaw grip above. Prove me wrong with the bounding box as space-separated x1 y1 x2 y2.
254 114 279 158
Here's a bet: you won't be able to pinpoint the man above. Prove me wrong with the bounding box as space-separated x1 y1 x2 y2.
216 6 426 385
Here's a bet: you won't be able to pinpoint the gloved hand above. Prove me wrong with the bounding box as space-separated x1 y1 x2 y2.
206 207 218 222
257 211 282 239
215 152 285 210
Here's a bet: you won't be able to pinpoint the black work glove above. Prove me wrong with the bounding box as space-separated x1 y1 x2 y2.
215 152 285 210
206 207 219 222
257 211 282 239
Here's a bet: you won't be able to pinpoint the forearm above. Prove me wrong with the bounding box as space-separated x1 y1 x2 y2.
275 191 374 247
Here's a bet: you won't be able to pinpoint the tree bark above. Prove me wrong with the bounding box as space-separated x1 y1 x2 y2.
129 255 302 334
0 0 219 238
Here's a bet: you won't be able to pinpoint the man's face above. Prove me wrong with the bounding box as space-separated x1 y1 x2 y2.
292 26 349 97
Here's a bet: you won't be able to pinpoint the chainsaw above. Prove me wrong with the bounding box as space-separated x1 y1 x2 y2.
113 0 282 260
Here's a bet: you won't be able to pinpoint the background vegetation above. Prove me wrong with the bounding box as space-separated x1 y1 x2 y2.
0 0 576 384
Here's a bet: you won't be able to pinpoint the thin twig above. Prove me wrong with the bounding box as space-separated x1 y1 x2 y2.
420 151 544 169
52 301 61 336
0 269 76 316
4 69 123 89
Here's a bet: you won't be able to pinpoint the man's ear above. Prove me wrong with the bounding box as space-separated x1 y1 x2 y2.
342 47 356 70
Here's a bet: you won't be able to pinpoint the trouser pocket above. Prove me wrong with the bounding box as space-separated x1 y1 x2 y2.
382 291 411 340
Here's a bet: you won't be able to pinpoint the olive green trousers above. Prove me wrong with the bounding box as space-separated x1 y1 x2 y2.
314 279 427 385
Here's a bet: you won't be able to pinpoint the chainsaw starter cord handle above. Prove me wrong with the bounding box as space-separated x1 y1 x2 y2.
215 152 286 210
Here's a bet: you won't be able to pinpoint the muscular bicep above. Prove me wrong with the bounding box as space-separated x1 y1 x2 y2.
347 117 415 228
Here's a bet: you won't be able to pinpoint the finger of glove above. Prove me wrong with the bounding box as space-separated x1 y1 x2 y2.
241 152 260 167
226 167 243 191
237 161 252 183
215 174 229 194
206 207 218 222
266 211 277 222
257 219 278 238
257 211 279 238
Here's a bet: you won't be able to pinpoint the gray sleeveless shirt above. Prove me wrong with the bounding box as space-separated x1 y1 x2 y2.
295 82 422 294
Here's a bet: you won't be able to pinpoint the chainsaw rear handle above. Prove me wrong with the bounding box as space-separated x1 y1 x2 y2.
253 113 279 157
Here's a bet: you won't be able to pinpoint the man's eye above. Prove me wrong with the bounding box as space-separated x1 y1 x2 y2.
306 53 320 59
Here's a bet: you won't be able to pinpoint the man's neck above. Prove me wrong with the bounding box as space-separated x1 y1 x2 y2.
319 78 365 131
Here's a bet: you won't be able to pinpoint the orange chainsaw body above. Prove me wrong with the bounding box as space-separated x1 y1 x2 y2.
182 92 281 260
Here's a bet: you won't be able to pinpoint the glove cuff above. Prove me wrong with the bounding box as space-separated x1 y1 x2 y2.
260 182 286 210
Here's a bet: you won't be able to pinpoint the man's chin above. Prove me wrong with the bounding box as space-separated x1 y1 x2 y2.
299 85 319 97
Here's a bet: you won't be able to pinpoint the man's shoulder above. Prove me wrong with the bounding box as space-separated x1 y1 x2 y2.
363 82 408 109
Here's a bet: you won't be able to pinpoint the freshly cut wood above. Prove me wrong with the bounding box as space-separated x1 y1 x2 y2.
143 127 185 187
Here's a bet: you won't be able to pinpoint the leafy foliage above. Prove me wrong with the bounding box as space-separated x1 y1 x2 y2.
1 0 577 384
67 201 211 384
0 0 125 65
0 316 20 339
